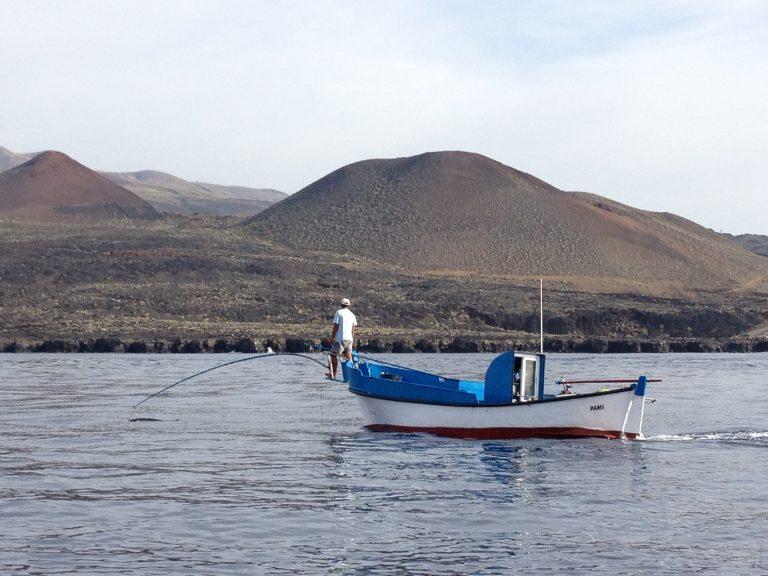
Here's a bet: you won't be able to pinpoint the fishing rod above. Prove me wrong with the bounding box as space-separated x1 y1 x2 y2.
133 346 428 409
132 351 330 408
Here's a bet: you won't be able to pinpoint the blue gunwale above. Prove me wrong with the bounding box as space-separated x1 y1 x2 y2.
344 356 637 408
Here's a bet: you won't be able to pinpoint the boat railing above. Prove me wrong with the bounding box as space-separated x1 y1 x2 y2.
555 377 661 396
557 378 662 384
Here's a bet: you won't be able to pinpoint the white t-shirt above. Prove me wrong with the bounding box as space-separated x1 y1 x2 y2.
333 308 358 342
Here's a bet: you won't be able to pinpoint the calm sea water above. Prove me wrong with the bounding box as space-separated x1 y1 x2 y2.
1 353 767 575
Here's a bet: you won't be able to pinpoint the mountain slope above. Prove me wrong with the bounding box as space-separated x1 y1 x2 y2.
194 182 286 203
104 170 286 216
0 146 39 172
245 151 768 294
0 151 158 219
723 233 768 257
0 146 285 217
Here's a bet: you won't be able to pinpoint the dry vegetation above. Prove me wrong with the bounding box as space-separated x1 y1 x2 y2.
0 215 766 351
1 150 766 352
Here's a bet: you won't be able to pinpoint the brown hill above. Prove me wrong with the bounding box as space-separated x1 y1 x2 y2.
0 146 285 217
245 151 768 294
103 170 286 216
0 151 158 219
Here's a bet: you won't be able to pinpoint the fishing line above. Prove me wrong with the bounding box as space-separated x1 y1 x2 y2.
133 347 425 409
132 352 329 408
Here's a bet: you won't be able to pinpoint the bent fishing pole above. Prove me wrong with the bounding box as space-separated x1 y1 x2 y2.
132 351 332 408
133 347 418 409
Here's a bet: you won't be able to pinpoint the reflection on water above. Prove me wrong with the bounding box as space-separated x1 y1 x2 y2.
1 353 767 574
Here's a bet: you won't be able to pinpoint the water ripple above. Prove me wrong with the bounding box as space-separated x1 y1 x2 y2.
2 352 768 574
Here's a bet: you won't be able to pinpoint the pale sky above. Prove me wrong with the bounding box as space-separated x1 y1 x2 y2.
1 0 766 233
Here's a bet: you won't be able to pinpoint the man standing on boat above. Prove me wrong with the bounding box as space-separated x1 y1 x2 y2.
327 297 357 380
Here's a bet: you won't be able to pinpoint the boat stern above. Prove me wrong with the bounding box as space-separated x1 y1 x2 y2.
621 376 647 439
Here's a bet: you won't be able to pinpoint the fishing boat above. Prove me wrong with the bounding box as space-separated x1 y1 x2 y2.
341 351 657 440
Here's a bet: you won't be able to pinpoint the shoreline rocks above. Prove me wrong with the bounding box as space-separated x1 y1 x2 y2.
1 335 766 353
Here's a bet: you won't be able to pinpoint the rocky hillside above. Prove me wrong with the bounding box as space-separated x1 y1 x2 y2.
0 151 158 219
725 233 768 257
0 216 765 350
104 170 286 216
245 151 768 295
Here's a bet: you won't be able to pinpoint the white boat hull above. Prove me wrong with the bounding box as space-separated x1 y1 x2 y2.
353 387 644 439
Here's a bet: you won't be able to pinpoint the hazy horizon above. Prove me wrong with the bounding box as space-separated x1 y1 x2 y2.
1 1 766 234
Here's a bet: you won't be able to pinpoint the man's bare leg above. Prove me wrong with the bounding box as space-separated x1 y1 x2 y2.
329 353 338 379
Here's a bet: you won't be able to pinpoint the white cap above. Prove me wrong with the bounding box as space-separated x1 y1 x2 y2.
341 298 351 306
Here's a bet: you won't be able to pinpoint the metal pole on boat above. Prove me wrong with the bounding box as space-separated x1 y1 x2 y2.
539 278 544 354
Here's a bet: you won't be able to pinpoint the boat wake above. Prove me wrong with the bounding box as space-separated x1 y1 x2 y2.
642 430 768 445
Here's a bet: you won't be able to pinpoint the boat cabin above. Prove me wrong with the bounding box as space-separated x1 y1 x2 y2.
486 351 546 403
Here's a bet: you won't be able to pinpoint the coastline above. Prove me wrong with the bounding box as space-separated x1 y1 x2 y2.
3 335 767 354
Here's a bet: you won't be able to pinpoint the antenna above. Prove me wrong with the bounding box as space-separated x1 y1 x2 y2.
539 278 544 354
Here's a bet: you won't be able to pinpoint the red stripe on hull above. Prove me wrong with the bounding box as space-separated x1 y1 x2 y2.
366 424 638 440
